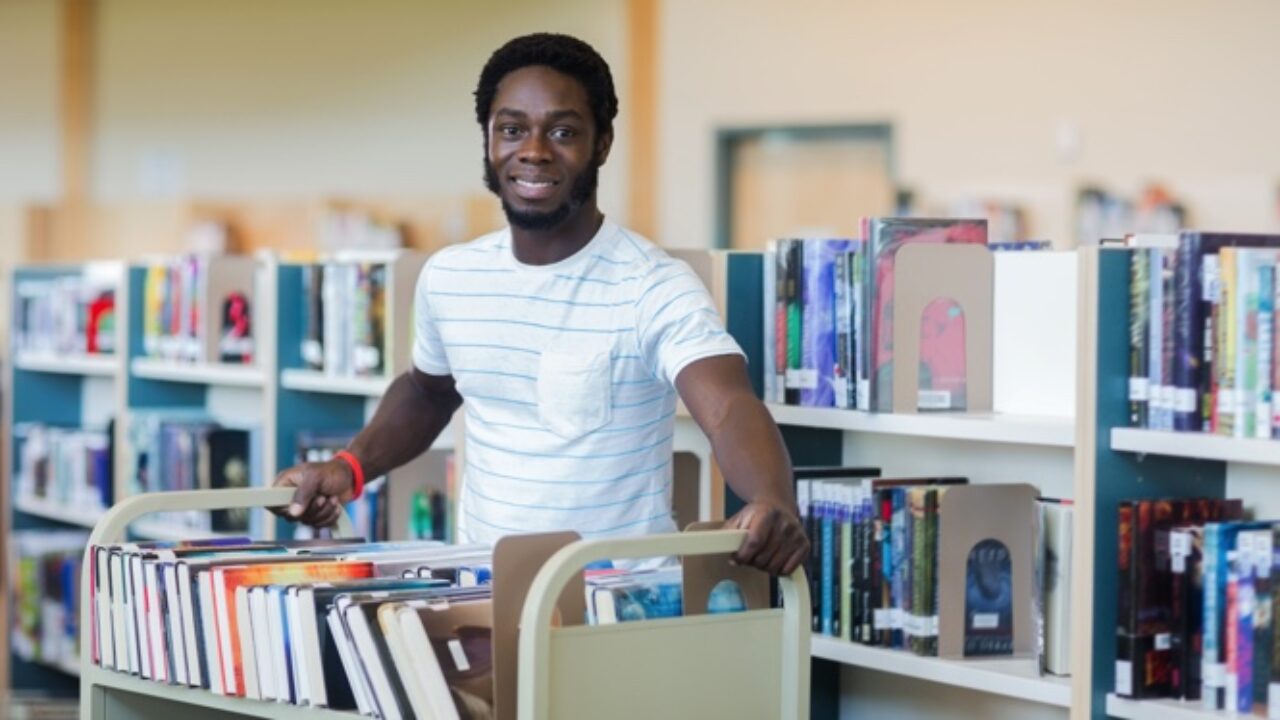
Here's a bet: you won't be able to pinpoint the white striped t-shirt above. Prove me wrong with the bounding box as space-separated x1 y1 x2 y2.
413 220 743 547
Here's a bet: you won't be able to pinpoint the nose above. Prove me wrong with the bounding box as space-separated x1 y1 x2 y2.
517 132 552 164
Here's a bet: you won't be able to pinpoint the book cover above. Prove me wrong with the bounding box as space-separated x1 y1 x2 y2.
802 238 856 407
408 598 496 720
866 218 987 412
214 561 374 697
785 240 804 405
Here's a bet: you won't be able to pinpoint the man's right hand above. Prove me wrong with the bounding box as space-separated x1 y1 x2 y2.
270 460 356 528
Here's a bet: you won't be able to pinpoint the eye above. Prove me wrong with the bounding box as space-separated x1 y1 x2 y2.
550 127 578 141
498 125 522 139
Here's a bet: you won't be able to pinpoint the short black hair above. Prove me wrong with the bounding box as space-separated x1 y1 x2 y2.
475 33 618 139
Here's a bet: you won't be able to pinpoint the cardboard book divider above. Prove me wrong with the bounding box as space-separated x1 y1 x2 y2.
491 531 584 720
936 483 1038 659
891 243 994 414
682 521 771 614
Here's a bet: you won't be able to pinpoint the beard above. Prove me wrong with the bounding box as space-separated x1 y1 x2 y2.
484 152 600 231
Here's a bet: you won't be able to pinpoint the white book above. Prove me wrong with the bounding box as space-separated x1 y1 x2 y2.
177 563 202 687
198 571 223 695
285 588 308 705
109 553 131 673
95 548 115 670
328 603 375 716
1041 501 1073 675
212 569 237 695
144 561 168 683
162 563 188 686
237 586 261 700
129 555 151 679
344 601 403 720
266 587 291 703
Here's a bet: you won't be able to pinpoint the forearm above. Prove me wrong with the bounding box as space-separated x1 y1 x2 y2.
347 370 460 478
702 390 797 512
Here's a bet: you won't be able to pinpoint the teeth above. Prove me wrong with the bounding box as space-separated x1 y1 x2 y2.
515 179 554 188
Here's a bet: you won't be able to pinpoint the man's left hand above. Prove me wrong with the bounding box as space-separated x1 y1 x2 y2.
725 496 810 576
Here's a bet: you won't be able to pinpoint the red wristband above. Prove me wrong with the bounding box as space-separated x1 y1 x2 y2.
334 450 365 501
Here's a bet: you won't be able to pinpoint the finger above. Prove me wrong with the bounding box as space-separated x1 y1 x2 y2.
287 472 320 520
297 494 331 526
779 542 810 577
735 510 777 567
314 502 342 529
761 522 800 576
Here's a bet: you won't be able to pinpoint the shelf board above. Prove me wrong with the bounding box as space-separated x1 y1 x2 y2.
17 654 80 678
13 496 104 529
810 637 1071 707
1105 694 1242 720
768 404 1075 448
82 668 359 718
1112 427 1280 466
14 352 118 377
280 368 390 397
131 359 265 387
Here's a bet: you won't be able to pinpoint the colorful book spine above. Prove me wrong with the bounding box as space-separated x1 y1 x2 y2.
1130 250 1151 427
1173 235 1201 430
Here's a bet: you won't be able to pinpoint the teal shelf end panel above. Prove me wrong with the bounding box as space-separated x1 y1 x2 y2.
1087 248 1226 718
726 253 765 398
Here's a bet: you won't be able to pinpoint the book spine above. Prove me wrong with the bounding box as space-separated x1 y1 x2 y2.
763 247 777 404
774 242 789 404
786 240 804 405
834 250 850 409
1218 251 1238 437
1161 250 1177 431
839 487 854 641
1255 530 1273 708
1242 254 1261 439
1131 249 1151 427
821 483 835 636
1259 264 1276 439
1204 254 1222 431
1173 236 1200 429
1148 249 1165 429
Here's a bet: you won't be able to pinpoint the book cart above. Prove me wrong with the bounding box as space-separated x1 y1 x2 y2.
78 487 811 720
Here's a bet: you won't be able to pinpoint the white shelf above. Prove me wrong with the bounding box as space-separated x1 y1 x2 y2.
1112 427 1280 467
768 404 1075 448
82 668 357 718
14 352 118 377
13 496 104 529
131 359 265 387
1105 694 1239 720
280 368 391 397
810 637 1071 708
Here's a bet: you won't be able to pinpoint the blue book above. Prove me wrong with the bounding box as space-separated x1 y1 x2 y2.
821 487 836 635
1203 521 1271 709
589 567 685 624
802 239 857 407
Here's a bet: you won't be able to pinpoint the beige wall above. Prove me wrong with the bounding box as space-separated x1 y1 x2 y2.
658 0 1280 248
84 0 628 227
0 0 59 205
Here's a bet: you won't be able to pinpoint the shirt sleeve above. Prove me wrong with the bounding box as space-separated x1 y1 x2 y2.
412 257 451 375
634 258 745 387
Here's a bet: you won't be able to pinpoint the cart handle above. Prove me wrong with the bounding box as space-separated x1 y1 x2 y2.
517 529 811 719
85 487 356 548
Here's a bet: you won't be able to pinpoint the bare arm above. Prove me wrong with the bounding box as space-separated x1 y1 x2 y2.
273 367 462 526
676 354 808 575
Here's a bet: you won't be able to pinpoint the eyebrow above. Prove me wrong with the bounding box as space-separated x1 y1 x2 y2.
493 108 586 122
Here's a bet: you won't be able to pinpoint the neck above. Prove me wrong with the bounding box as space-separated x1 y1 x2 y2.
510 202 604 266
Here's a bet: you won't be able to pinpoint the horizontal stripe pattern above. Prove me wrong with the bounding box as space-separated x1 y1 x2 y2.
412 221 741 547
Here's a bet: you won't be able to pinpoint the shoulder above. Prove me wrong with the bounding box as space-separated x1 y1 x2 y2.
600 225 699 294
426 229 510 271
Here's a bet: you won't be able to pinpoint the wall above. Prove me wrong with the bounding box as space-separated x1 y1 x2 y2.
658 0 1280 248
0 0 60 206
89 0 628 227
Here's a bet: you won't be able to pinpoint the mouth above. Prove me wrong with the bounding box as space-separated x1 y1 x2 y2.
510 176 559 202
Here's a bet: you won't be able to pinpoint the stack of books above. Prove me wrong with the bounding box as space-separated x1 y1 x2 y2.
299 262 389 378
13 271 116 356
87 535 741 719
140 254 256 365
11 531 89 672
15 422 113 514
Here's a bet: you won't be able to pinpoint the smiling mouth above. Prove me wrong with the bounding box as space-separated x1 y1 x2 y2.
511 177 559 201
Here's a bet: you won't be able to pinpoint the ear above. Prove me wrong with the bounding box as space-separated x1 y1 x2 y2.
594 128 614 166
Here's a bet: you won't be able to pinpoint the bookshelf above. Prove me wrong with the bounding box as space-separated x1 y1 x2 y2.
130 358 266 387
279 368 390 396
713 248 1080 720
13 352 119 376
767 404 1075 448
4 262 126 699
1111 427 1280 467
1104 695 1228 720
811 637 1072 708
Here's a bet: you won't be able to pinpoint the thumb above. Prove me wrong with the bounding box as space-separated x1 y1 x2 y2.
287 471 320 519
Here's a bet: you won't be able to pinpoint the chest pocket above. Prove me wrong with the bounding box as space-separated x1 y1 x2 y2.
537 345 613 440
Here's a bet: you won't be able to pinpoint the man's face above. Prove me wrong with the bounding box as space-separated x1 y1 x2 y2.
484 65 611 231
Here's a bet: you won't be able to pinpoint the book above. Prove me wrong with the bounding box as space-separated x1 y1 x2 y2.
865 218 988 412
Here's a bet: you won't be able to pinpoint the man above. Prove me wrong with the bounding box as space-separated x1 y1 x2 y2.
274 33 807 576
